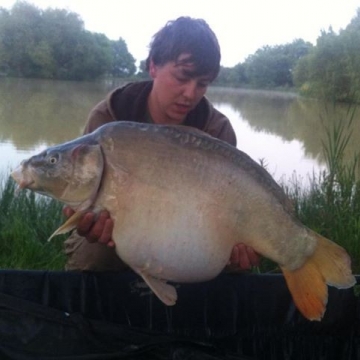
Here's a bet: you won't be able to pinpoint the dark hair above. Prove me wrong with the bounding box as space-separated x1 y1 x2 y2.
146 17 221 80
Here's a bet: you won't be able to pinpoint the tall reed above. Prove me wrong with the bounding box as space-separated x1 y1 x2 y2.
284 104 360 273
0 174 66 270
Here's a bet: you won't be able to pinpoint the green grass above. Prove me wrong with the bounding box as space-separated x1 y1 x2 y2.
281 104 360 273
0 175 66 270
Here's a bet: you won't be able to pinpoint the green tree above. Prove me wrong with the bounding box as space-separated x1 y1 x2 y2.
233 63 248 84
60 31 112 80
342 9 360 99
215 66 236 86
0 1 136 80
307 29 349 100
0 8 11 74
293 24 358 102
28 40 56 78
135 59 150 79
110 38 136 77
40 7 85 79
243 39 313 88
0 1 42 77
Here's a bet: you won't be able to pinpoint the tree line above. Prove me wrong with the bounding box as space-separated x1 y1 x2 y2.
216 8 360 103
1 2 360 103
215 39 313 89
293 10 360 103
0 1 136 80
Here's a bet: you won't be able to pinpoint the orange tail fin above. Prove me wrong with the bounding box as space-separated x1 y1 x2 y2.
281 232 355 321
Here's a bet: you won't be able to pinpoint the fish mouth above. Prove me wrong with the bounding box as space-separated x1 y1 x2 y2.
18 178 35 189
14 180 35 195
11 166 35 194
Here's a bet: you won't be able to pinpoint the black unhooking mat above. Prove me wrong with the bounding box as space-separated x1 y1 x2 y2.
0 270 358 360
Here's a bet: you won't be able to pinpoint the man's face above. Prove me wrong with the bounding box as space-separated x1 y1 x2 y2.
149 54 213 125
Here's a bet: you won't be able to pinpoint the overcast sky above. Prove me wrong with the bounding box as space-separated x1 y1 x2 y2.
1 0 360 67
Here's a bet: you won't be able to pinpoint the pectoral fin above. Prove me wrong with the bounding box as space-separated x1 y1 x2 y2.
140 272 177 306
47 211 84 242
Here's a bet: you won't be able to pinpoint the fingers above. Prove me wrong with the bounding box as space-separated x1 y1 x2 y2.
76 210 114 246
63 207 115 247
106 239 116 248
246 246 260 267
229 243 260 270
77 212 97 239
233 243 251 270
97 218 114 245
62 206 74 218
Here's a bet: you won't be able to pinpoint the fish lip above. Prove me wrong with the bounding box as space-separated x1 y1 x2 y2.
11 166 35 192
19 179 35 189
14 179 35 195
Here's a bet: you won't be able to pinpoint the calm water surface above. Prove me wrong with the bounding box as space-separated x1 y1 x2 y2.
0 78 359 186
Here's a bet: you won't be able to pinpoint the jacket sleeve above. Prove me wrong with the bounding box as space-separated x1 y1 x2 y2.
82 99 115 135
213 118 237 147
205 106 237 147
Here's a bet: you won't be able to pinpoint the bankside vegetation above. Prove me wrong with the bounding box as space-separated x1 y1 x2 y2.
1 108 360 273
0 175 66 269
279 106 360 272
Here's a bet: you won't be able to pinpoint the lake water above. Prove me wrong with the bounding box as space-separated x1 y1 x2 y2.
1 78 359 186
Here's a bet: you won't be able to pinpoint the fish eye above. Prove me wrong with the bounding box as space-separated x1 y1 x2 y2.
47 153 59 164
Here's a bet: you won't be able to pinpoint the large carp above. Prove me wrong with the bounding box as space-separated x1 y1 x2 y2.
11 121 355 321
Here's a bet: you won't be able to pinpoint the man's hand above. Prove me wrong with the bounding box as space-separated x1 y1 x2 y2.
229 243 260 270
63 206 115 247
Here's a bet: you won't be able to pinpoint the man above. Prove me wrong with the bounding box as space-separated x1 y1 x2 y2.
64 16 259 271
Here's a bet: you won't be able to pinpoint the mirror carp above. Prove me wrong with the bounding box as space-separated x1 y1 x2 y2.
11 121 356 321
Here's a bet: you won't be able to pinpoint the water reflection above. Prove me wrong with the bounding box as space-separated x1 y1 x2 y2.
211 102 326 183
0 79 359 184
207 87 360 177
0 77 115 149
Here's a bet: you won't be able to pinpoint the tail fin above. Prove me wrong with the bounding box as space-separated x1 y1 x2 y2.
281 232 356 321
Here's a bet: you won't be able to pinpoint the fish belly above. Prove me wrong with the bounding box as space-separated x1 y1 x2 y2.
109 191 235 283
115 228 231 283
